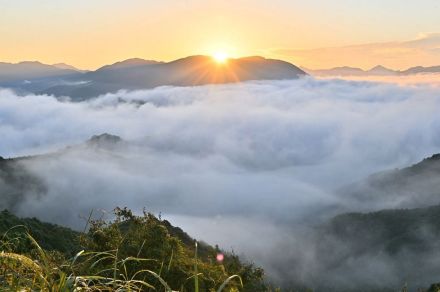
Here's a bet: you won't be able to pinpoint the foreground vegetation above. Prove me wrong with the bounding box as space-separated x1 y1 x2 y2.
0 208 268 291
4 208 440 291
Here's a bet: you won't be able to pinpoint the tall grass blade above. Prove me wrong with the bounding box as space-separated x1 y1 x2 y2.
217 275 243 292
194 240 199 292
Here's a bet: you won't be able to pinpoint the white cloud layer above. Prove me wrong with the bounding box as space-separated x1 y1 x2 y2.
2 77 440 288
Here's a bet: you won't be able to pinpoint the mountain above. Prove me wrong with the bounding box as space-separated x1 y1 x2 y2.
86 133 123 148
304 66 366 76
96 58 162 71
367 65 397 76
0 61 81 84
0 155 47 214
40 55 306 100
401 65 440 75
0 133 123 214
0 209 81 255
0 56 306 100
306 204 440 291
340 153 440 211
52 63 88 73
305 64 440 77
305 65 398 77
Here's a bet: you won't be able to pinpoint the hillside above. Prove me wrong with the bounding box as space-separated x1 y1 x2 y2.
0 207 267 291
323 205 440 254
0 209 81 255
340 153 440 211
282 205 440 291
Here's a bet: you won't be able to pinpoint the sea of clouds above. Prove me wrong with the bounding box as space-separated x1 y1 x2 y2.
2 76 440 289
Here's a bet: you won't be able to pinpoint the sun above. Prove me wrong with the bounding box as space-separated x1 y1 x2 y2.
212 52 229 64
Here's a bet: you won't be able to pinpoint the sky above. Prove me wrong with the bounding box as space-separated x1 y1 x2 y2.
1 0 440 70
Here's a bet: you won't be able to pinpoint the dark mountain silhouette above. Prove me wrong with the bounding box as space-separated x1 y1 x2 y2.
305 64 440 77
367 65 396 75
40 55 306 99
0 56 306 100
304 65 397 77
52 63 88 73
400 65 440 75
0 61 80 83
96 58 163 71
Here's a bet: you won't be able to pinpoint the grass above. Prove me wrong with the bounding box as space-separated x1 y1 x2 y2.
0 208 253 291
0 232 242 291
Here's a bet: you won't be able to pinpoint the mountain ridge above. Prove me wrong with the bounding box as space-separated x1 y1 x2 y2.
304 64 440 77
0 55 306 100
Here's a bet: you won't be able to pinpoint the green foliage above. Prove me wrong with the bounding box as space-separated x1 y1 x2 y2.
0 209 81 255
0 207 268 291
324 205 440 255
427 283 440 292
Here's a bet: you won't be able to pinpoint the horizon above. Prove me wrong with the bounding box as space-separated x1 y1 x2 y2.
3 54 440 72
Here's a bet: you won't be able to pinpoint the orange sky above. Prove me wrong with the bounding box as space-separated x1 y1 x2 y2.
1 0 440 70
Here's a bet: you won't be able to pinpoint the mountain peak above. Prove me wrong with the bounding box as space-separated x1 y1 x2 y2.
52 63 85 72
367 65 395 75
97 58 162 71
86 133 123 148
18 61 45 66
370 65 387 70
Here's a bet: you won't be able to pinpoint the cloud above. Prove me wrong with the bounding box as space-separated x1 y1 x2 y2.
2 77 440 218
2 77 440 288
271 33 440 70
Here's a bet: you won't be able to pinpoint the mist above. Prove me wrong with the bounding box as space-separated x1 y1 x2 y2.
2 76 440 289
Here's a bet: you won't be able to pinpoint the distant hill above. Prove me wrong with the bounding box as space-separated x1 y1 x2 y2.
305 204 440 291
0 155 47 214
0 134 124 214
400 65 440 75
368 65 397 75
303 66 368 76
0 56 306 100
0 61 81 84
95 58 163 71
305 64 440 77
52 63 88 73
340 153 440 211
304 65 397 77
0 209 81 255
